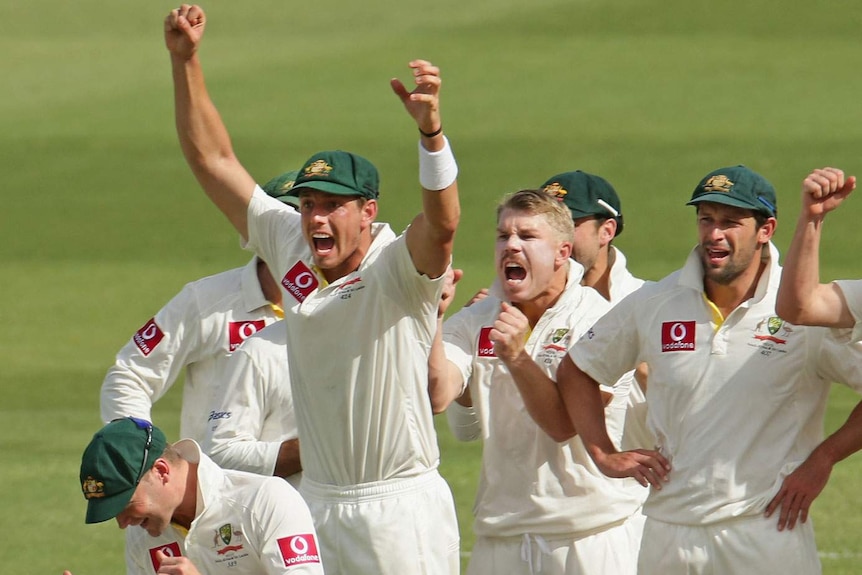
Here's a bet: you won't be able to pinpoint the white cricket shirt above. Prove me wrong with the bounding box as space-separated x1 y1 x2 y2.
245 188 443 486
443 263 645 538
125 440 322 574
201 321 300 489
607 246 646 304
101 257 282 442
835 279 862 342
570 242 862 525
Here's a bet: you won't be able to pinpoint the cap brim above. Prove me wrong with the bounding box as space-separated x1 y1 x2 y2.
686 193 760 212
273 196 299 207
85 487 135 524
567 208 604 219
289 181 366 198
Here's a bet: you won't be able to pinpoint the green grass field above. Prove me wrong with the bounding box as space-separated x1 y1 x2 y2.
4 0 862 572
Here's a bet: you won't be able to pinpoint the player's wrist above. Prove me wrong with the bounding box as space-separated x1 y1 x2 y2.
418 124 443 138
418 136 457 191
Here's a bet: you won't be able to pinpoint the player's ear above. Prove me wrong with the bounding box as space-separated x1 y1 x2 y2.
361 199 378 229
599 219 616 246
557 240 573 266
151 458 171 485
756 216 777 245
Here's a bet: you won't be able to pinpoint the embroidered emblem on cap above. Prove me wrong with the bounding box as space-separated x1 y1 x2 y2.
542 182 568 200
702 175 734 193
82 477 105 500
303 160 333 178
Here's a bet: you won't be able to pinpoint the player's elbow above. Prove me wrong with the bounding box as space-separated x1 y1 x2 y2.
548 422 577 444
775 296 803 324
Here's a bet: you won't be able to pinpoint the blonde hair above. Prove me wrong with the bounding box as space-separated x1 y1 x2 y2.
497 189 574 242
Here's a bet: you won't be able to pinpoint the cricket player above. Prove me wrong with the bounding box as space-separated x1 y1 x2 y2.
557 165 862 574
99 170 299 442
65 417 323 575
540 170 652 450
776 167 861 331
201 320 301 489
444 171 653 450
430 189 645 574
165 5 460 573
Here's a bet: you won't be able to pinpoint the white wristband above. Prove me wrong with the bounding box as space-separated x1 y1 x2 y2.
418 136 458 191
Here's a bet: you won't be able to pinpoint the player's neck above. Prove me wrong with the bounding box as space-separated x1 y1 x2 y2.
515 269 568 328
704 257 767 318
582 247 613 301
171 462 199 530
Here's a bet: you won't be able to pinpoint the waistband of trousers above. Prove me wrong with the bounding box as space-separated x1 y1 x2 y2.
300 467 442 503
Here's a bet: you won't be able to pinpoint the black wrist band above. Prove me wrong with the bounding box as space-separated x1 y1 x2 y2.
419 125 443 138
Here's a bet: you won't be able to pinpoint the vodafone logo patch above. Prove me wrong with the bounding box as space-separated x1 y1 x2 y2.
228 320 266 351
282 261 319 303
477 327 496 357
149 542 182 571
661 321 696 352
134 318 165 356
277 534 321 567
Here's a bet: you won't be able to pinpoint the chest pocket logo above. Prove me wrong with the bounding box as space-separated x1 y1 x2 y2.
282 261 319 303
661 321 695 352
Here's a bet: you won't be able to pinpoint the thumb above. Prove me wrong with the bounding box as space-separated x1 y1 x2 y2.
452 268 464 284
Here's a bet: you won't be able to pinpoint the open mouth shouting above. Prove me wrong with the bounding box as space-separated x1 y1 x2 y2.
503 261 527 284
312 233 335 255
703 244 730 267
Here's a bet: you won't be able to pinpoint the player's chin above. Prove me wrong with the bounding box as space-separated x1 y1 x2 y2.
500 285 526 303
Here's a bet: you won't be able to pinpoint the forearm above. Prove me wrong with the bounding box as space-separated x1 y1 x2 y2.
557 356 618 456
777 214 826 323
408 136 460 278
507 352 576 442
170 53 254 237
273 438 302 478
427 320 464 413
812 399 862 466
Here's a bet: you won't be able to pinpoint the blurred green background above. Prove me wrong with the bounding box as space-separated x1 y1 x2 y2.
3 0 862 572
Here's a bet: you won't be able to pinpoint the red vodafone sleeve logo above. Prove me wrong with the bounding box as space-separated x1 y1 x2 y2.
477 327 496 357
149 542 182 571
277 533 321 566
133 318 165 356
228 320 266 351
661 321 696 352
281 261 319 303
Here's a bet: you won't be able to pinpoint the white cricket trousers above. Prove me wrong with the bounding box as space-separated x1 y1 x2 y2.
637 514 821 575
301 469 460 575
466 510 644 575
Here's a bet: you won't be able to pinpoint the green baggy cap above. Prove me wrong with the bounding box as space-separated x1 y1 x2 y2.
289 151 379 200
540 170 624 237
79 417 166 524
687 165 777 217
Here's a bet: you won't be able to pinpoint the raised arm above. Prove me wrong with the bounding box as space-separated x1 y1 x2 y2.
392 60 460 279
776 167 856 327
165 5 257 240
